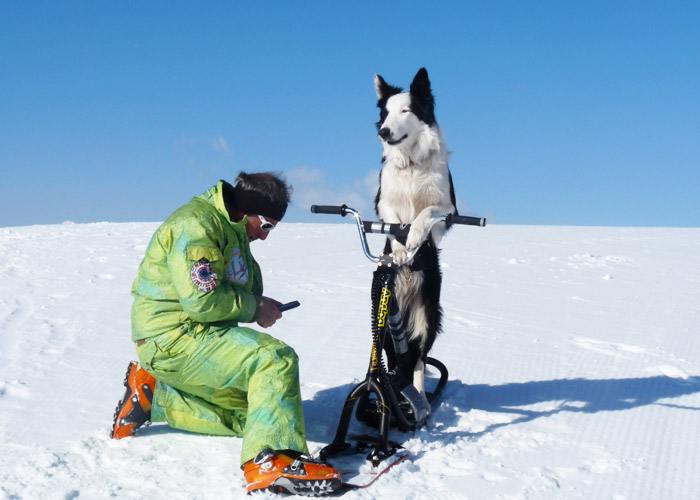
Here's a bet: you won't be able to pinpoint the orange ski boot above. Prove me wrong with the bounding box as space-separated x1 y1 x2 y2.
111 361 157 439
243 448 342 496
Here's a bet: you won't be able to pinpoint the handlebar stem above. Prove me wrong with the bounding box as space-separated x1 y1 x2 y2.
345 207 447 265
343 207 381 263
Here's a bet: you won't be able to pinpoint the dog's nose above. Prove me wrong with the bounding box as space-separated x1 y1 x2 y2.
378 128 392 141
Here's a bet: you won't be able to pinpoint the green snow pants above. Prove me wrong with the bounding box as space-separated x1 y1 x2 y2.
135 324 309 465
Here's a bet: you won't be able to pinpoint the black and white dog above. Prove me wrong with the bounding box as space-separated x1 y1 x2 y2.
374 68 457 418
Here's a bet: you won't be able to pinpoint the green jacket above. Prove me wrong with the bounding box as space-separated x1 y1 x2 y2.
131 181 263 341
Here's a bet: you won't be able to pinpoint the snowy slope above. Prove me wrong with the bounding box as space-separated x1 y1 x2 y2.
1 221 699 499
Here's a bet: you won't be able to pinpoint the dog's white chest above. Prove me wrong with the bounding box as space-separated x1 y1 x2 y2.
379 165 449 223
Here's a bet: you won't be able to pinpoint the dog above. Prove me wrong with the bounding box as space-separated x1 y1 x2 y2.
373 68 457 420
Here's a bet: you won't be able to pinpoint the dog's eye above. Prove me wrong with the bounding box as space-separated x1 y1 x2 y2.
401 108 411 114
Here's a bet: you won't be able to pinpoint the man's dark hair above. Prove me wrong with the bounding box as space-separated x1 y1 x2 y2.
235 172 292 206
226 171 292 221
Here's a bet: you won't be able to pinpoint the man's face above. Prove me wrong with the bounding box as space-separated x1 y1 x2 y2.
246 214 279 241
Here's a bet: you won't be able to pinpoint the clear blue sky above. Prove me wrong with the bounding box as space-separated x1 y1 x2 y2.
1 1 698 227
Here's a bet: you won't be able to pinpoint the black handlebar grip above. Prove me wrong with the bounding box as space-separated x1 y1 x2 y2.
362 221 411 237
310 204 347 216
446 214 487 227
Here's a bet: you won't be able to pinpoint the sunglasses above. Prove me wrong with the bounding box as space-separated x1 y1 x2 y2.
257 215 276 232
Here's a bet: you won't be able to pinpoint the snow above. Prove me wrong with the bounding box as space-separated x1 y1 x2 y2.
1 220 699 499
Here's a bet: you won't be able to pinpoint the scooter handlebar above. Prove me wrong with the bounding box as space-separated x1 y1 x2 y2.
310 205 486 228
445 214 487 227
362 221 410 237
361 215 486 237
310 204 485 263
310 204 348 216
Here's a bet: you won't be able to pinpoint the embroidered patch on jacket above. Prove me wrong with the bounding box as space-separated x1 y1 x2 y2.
191 259 218 292
227 248 249 285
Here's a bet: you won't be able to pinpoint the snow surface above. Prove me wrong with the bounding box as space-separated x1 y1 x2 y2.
1 221 699 499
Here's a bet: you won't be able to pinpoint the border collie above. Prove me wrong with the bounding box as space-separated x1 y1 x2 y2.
374 68 457 418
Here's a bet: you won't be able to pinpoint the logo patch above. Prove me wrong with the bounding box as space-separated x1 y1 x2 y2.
227 248 249 285
377 288 392 327
191 259 218 292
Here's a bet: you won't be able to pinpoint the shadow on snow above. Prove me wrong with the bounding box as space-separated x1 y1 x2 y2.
304 375 700 444
135 375 700 447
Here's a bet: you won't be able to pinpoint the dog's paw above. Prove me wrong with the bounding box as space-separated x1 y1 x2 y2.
391 247 409 266
405 232 424 253
405 214 431 253
390 240 410 266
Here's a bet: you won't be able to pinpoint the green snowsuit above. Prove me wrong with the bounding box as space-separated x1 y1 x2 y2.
131 181 308 464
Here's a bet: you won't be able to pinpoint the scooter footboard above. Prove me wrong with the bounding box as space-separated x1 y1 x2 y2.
319 377 393 461
425 357 449 406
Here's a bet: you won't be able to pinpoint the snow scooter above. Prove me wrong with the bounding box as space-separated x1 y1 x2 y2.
310 204 486 467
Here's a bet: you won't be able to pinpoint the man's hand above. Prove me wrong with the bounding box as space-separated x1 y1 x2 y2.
254 296 283 328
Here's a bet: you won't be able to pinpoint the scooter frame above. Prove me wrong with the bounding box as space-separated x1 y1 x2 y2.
310 205 485 465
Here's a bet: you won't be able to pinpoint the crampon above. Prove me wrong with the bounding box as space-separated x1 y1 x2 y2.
244 448 342 496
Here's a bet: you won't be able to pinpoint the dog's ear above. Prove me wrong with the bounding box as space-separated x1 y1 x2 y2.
375 74 402 101
410 67 433 101
409 68 436 124
374 74 388 99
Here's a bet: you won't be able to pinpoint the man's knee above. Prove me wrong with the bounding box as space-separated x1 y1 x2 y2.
252 341 299 381
263 341 298 365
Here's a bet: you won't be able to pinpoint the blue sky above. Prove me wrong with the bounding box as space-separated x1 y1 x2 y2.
1 2 698 227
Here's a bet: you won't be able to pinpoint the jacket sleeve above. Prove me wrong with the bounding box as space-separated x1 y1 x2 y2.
165 215 259 324
251 258 263 297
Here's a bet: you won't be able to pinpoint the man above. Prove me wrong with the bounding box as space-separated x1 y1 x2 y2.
111 172 341 496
